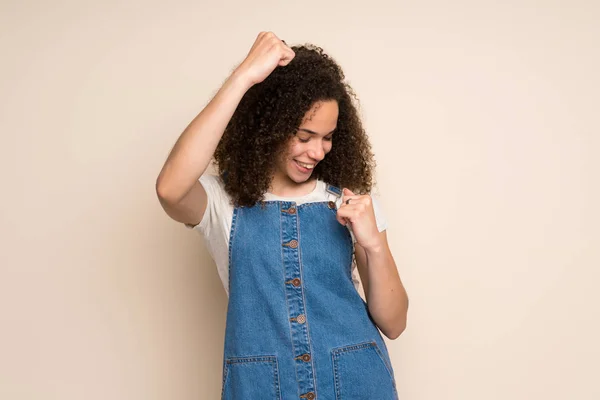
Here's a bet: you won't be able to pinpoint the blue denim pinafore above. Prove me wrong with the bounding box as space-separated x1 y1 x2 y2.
220 185 398 399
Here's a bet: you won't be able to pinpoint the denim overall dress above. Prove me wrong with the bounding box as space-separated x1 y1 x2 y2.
220 184 398 400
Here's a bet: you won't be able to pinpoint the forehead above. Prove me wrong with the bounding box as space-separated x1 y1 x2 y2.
300 100 339 129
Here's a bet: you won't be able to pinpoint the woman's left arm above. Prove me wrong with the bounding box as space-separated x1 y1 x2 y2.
336 189 409 340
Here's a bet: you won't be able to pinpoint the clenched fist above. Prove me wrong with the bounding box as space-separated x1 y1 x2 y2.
234 31 295 87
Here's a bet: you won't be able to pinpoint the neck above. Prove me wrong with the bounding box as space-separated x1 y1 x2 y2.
269 174 317 197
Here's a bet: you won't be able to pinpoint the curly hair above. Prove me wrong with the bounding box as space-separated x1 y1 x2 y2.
213 44 376 207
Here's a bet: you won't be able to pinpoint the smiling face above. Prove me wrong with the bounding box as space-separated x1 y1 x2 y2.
271 100 339 192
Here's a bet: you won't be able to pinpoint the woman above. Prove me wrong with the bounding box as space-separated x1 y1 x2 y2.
156 31 408 400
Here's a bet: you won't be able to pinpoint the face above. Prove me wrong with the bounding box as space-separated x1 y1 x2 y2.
274 100 339 185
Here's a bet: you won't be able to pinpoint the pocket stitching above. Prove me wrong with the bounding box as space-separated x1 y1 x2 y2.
331 341 397 399
221 355 281 400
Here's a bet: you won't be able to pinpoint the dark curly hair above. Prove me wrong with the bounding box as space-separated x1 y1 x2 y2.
213 44 376 207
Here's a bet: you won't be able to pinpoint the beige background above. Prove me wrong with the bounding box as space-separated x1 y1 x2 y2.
1 1 599 399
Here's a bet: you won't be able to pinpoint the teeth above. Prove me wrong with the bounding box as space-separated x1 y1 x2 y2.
296 161 315 169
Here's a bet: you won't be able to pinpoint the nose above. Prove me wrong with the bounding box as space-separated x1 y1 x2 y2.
307 140 325 161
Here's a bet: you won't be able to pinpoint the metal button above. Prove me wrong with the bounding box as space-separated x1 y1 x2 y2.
328 201 336 209
295 353 311 362
292 278 301 287
288 207 296 214
284 239 298 248
296 314 306 324
303 392 315 400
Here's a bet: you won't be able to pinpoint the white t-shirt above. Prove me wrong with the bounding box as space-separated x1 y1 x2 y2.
187 174 388 296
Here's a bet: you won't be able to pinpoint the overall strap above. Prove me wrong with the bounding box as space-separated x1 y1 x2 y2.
325 184 343 204
326 183 356 242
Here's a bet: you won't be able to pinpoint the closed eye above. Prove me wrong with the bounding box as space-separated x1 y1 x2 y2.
297 136 333 143
296 128 336 143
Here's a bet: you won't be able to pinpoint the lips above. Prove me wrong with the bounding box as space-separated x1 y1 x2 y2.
294 160 316 174
294 160 315 169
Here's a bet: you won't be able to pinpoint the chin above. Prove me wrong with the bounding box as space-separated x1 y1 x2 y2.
288 173 311 183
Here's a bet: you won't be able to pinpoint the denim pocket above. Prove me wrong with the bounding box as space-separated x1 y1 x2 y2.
331 341 398 400
221 355 281 400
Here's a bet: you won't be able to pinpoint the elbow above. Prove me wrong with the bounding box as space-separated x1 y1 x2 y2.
386 327 406 341
385 294 410 340
382 318 407 340
155 175 180 205
155 177 170 202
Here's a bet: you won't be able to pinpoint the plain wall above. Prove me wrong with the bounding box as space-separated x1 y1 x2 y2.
1 1 599 399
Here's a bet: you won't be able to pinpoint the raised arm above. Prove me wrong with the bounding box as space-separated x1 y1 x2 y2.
155 32 295 226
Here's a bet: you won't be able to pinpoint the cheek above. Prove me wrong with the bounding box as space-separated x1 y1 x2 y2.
287 141 305 158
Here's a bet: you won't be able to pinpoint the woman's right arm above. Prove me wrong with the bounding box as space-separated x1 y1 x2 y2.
156 72 252 227
156 32 294 226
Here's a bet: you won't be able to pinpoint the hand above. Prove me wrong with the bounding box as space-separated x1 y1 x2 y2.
233 31 295 87
336 188 383 252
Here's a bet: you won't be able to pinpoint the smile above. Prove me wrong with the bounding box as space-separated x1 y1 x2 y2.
295 160 315 169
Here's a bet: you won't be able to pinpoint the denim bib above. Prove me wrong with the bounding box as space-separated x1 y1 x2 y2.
220 184 398 400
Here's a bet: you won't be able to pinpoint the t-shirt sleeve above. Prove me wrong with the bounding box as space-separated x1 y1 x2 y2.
183 174 232 293
372 195 388 233
184 174 225 237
